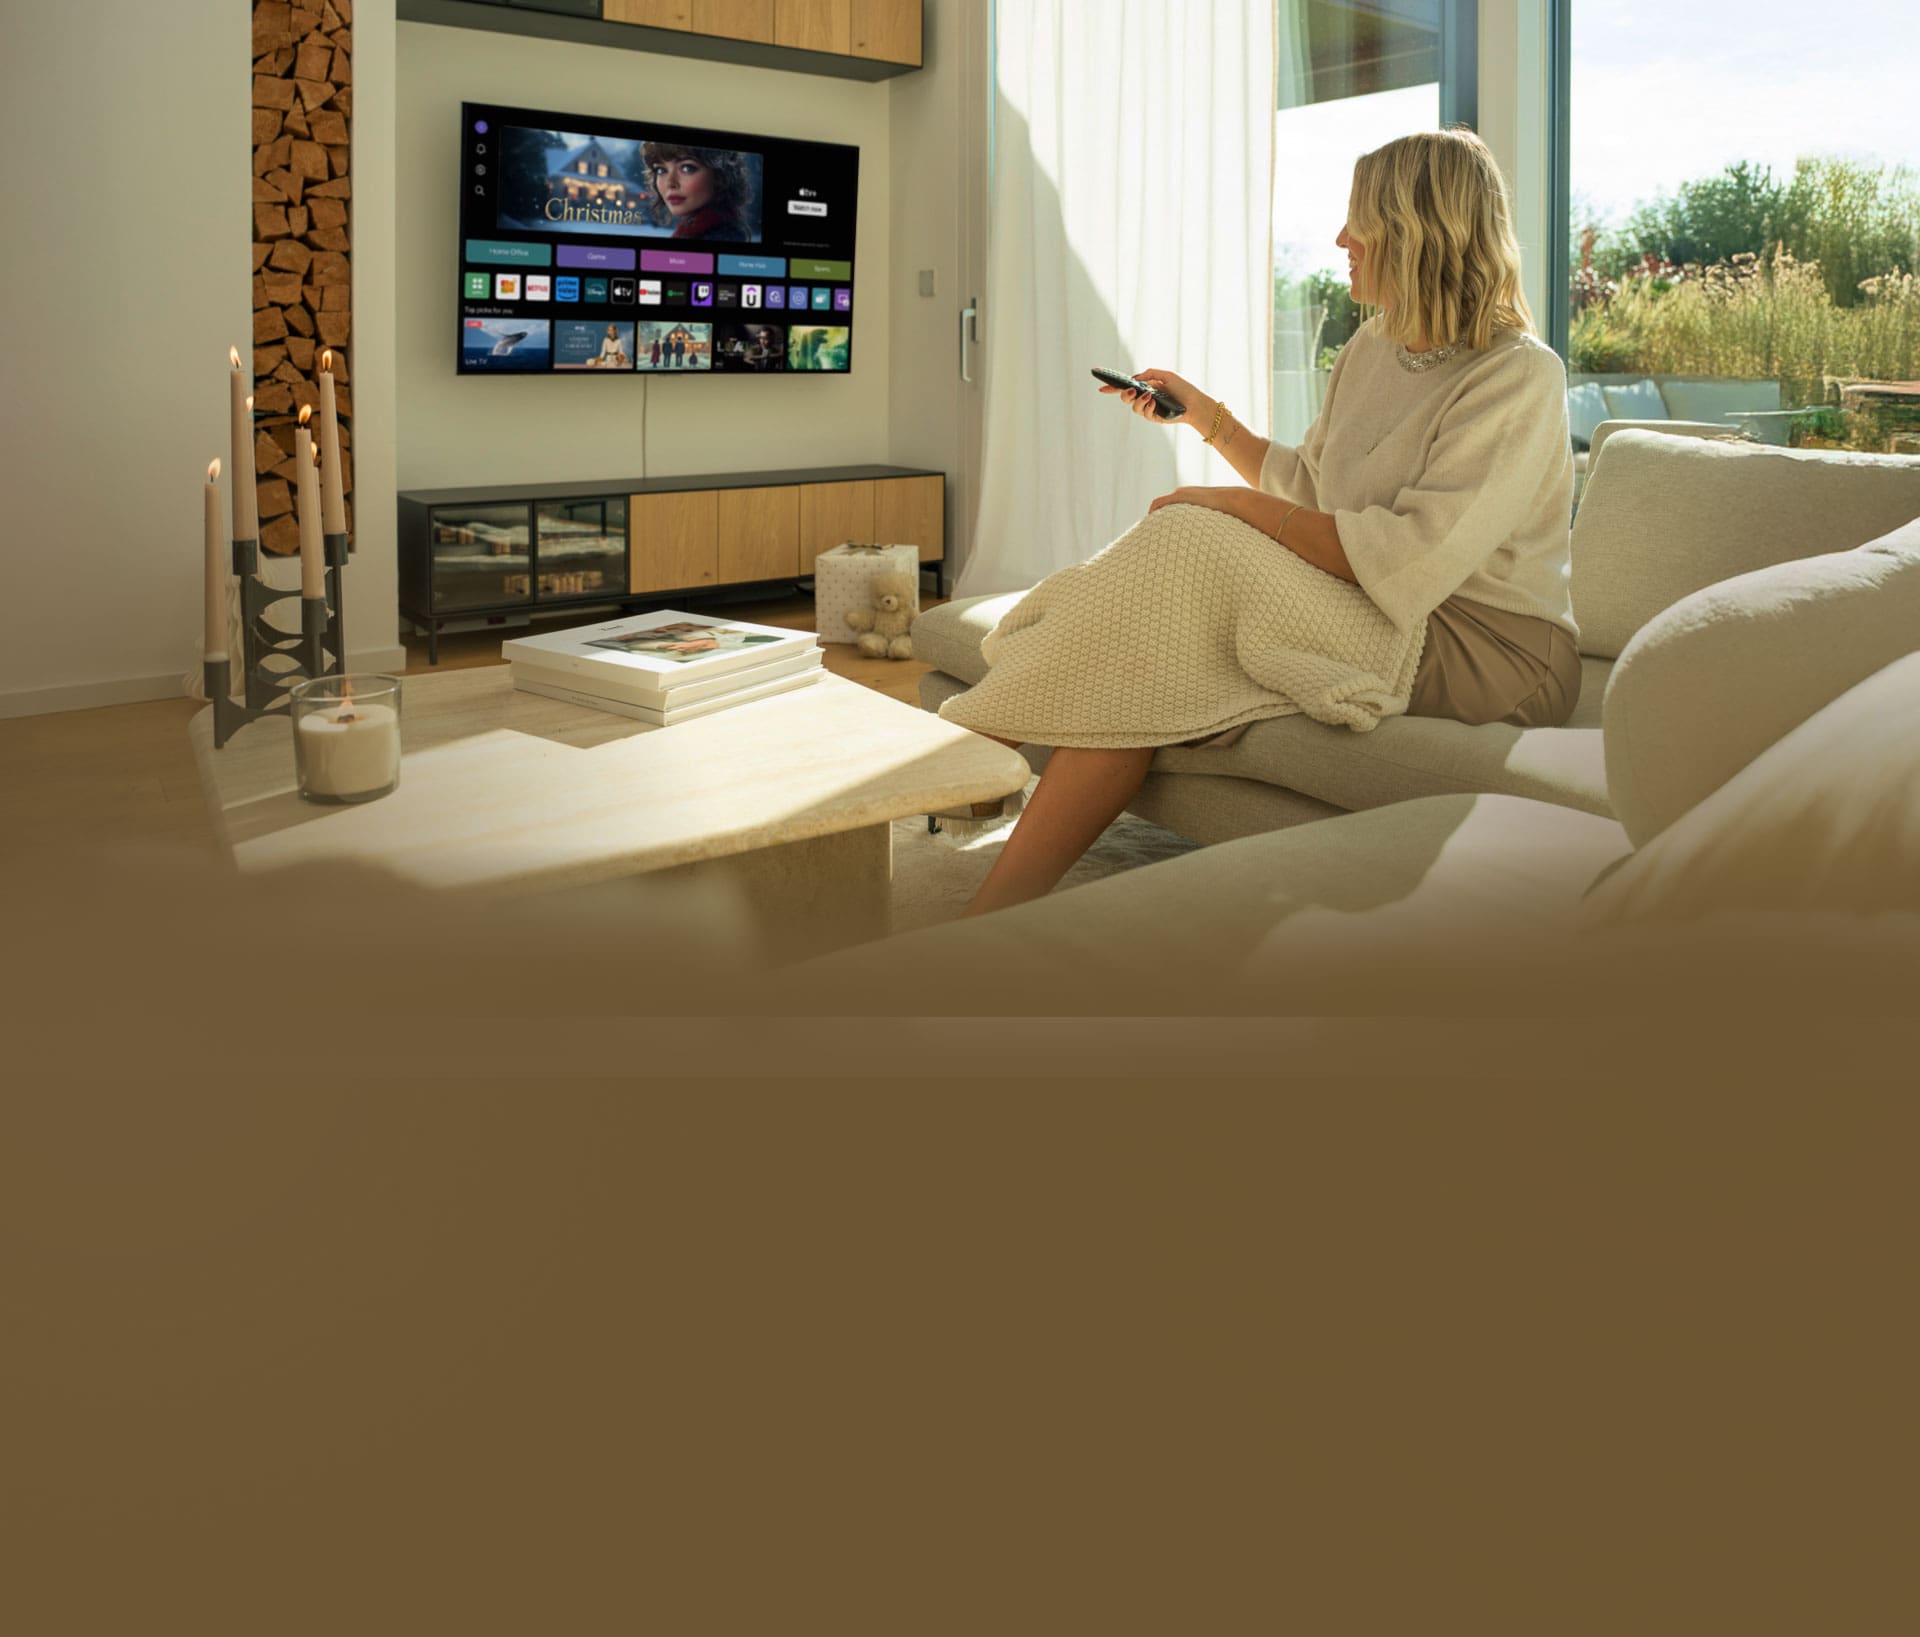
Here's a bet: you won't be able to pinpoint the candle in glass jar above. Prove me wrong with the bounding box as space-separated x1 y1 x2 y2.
229 347 258 543
295 420 323 598
204 458 224 659
317 350 346 537
297 697 401 799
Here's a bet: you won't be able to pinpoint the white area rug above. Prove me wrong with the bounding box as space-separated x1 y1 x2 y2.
888 774 1202 934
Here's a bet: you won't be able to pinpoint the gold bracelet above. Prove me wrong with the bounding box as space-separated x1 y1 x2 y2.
1276 502 1302 544
1202 399 1227 444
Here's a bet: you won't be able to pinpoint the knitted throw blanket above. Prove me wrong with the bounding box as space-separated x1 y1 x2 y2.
937 503 1427 748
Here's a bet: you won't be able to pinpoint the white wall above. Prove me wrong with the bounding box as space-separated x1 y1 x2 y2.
0 0 405 717
395 22 893 490
885 0 990 586
0 2 254 715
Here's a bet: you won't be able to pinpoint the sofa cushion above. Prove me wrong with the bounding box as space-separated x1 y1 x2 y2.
1569 431 1920 659
1657 377 1783 425
1566 381 1610 449
771 793 1631 1012
1601 378 1668 421
918 596 1614 815
1604 517 1920 846
912 592 1022 687
1150 654 1612 815
1582 652 1920 927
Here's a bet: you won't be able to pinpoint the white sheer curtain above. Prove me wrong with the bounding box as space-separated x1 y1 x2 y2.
956 1 1277 598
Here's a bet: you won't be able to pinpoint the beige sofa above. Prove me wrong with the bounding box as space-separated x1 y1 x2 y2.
911 432 1920 848
766 491 1920 1014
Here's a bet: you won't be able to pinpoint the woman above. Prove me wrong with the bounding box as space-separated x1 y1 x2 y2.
640 141 756 242
596 323 629 368
955 128 1579 919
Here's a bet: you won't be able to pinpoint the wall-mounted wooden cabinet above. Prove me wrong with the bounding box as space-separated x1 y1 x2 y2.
400 465 944 662
403 0 921 78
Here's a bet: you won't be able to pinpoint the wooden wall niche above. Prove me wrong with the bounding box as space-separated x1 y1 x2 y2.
250 0 353 554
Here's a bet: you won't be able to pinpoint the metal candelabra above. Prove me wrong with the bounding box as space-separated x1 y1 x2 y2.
204 532 348 749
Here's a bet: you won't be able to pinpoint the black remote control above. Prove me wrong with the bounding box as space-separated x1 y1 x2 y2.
1091 366 1185 420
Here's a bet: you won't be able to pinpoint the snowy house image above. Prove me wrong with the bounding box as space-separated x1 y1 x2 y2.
546 137 635 206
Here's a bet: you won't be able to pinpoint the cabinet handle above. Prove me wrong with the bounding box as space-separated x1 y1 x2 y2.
960 298 979 383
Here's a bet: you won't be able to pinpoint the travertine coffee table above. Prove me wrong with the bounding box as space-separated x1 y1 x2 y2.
190 668 1030 960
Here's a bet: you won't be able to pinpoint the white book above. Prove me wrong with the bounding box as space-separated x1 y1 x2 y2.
508 644 824 709
512 666 824 727
502 608 817 692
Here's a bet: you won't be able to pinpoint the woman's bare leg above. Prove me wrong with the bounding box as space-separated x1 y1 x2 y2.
960 745 1157 918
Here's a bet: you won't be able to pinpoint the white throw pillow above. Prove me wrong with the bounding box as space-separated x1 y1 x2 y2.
1579 653 1920 927
1566 382 1610 449
1603 518 1920 846
1600 378 1668 421
1569 430 1920 659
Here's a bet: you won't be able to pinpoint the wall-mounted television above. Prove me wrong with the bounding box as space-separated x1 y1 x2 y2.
457 100 859 378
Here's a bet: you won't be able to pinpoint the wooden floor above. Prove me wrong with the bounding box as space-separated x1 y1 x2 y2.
0 593 948 859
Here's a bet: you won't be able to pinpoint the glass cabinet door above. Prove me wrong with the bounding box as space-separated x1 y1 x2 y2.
536 496 628 602
428 503 533 611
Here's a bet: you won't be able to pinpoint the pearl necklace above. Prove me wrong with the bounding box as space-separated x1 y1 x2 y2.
1395 339 1461 373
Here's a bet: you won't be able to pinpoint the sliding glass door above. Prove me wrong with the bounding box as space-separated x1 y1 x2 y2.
1272 0 1477 443
1562 0 1919 456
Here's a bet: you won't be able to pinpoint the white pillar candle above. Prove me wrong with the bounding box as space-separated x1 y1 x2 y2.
297 700 401 799
295 422 323 598
204 459 224 660
317 351 346 538
229 347 258 543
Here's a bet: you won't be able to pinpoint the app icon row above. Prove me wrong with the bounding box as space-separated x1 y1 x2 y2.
469 271 851 312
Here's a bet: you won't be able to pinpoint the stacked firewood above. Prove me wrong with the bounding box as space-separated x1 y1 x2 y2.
251 0 352 554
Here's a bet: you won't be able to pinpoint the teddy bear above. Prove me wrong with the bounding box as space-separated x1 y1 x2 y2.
844 569 917 660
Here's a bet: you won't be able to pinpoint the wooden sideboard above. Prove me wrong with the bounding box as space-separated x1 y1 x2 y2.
399 465 944 662
400 0 922 80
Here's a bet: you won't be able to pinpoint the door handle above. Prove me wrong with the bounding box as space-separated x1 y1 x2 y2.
960 298 979 383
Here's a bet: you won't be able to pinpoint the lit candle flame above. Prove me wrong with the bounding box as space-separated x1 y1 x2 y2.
320 349 333 373
229 345 242 369
312 440 322 466
298 404 313 427
208 458 221 481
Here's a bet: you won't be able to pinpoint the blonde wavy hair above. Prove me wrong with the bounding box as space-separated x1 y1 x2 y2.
1347 127 1534 351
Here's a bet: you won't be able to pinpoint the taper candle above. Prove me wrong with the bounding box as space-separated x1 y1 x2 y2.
229 347 258 543
317 350 346 537
204 459 225 659
296 421 323 598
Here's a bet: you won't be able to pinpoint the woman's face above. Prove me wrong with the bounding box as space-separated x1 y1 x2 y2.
1335 222 1376 305
652 156 713 217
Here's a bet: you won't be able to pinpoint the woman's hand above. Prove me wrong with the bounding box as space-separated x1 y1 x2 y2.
1098 366 1212 432
1146 486 1253 523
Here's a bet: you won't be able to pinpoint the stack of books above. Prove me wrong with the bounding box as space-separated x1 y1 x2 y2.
503 610 824 726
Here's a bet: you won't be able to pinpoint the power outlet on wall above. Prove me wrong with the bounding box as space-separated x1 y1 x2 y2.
918 268 937 297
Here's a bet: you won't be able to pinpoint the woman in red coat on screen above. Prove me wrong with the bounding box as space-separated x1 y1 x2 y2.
641 142 757 242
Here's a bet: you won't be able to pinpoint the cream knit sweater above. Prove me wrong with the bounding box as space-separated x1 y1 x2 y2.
1262 315 1578 640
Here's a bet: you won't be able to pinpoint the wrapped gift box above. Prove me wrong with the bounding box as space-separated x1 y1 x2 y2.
814 542 921 645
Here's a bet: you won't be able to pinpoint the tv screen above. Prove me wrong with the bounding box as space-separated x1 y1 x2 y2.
458 100 859 378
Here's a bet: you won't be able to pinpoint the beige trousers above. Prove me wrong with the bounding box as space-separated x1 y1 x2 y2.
1405 595 1582 728
1175 595 1580 749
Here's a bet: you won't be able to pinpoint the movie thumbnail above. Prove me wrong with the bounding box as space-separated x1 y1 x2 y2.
463 317 551 371
555 319 637 371
713 323 787 373
637 321 713 370
497 125 765 243
787 325 850 372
